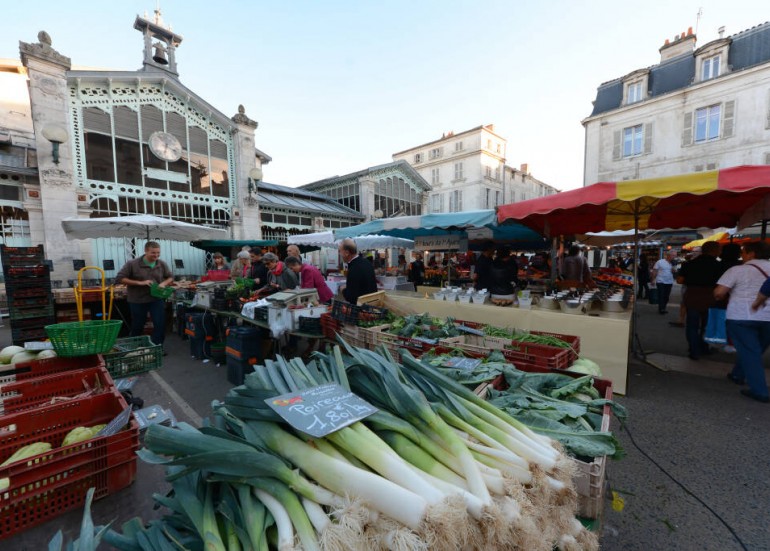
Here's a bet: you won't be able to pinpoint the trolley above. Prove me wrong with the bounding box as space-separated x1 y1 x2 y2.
73 266 115 321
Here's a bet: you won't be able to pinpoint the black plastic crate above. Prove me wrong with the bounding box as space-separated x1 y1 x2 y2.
254 306 269 322
330 299 389 326
8 295 53 309
5 279 52 297
11 326 48 343
10 315 56 329
3 265 50 278
9 305 55 320
211 298 229 310
0 245 45 262
298 316 323 335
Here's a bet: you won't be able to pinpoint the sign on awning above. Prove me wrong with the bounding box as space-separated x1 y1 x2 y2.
414 235 467 251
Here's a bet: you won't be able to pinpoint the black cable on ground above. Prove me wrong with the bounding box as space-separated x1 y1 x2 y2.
618 422 748 551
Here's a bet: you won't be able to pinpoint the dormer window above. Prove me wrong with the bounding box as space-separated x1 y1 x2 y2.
622 69 649 106
701 55 720 81
627 82 643 104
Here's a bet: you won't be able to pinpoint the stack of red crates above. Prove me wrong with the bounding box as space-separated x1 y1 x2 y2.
0 354 139 540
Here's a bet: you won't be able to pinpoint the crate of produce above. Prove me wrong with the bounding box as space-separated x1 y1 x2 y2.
0 244 45 258
4 280 51 299
339 323 370 349
479 370 612 520
366 324 464 361
0 355 103 385
0 390 139 539
454 336 572 370
331 299 389 326
45 320 122 357
320 312 341 340
454 320 580 361
0 366 113 416
102 336 162 379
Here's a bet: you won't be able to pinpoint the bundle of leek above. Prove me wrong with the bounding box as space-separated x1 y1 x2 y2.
137 342 598 551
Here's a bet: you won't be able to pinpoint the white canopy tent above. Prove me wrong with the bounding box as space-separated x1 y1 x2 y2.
288 231 414 250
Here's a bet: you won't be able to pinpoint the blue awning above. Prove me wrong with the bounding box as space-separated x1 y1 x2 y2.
334 210 546 248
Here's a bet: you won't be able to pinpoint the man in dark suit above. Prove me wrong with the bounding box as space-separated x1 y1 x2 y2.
339 238 378 304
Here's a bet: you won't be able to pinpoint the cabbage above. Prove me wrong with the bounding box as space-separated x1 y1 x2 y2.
0 346 25 364
36 349 57 359
567 357 602 376
10 351 38 365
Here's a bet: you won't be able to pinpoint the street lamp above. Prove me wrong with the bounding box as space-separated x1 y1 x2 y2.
41 125 68 165
246 167 262 206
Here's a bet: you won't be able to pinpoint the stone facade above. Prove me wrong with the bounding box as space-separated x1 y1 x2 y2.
582 22 770 185
392 124 558 213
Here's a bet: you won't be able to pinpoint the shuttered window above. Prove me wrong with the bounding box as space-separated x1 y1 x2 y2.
113 106 138 140
166 111 188 149
140 105 163 140
83 107 111 135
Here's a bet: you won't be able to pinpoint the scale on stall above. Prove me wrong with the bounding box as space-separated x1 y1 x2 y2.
266 288 319 307
192 280 232 309
266 289 323 331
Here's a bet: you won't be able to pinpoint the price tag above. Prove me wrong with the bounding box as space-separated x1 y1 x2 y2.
265 383 378 438
443 357 483 371
95 405 132 437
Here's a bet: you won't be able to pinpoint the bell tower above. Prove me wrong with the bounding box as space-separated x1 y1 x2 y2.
133 6 183 77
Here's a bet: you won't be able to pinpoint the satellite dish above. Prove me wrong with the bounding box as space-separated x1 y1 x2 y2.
373 209 384 219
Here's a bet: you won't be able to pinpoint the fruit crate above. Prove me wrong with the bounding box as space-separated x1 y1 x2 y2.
4 280 51 299
0 390 139 540
10 327 49 345
0 355 104 385
478 370 613 520
0 366 114 416
320 312 341 340
0 245 45 265
102 336 162 379
3 265 50 278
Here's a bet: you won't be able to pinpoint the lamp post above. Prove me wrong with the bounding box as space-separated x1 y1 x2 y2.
41 125 68 165
246 166 262 206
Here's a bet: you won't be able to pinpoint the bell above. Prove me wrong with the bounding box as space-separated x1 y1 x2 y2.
152 45 168 65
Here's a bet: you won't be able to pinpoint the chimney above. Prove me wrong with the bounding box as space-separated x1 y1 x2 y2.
718 26 725 38
659 27 697 62
520 163 529 175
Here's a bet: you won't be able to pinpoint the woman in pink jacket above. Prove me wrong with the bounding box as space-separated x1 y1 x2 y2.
285 256 334 303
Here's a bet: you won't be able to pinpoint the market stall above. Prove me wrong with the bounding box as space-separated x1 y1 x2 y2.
497 165 770 391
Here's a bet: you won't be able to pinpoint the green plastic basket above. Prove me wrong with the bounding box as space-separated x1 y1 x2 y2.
44 320 123 357
103 335 162 378
150 283 175 299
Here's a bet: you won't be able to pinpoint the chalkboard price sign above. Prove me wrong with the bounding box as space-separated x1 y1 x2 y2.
265 383 378 438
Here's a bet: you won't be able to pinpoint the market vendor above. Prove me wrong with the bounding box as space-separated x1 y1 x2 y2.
210 252 229 272
115 241 173 348
560 245 595 288
230 250 251 279
474 244 494 290
285 256 334 303
248 247 268 286
489 246 519 296
338 238 378 304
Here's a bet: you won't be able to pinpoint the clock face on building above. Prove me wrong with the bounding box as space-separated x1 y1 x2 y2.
148 131 183 162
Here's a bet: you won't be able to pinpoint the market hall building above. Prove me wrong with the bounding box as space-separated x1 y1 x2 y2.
0 13 269 282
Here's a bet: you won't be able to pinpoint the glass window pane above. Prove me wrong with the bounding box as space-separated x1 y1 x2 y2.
84 133 115 181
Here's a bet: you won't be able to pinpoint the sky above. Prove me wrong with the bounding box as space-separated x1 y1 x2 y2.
2 1 769 191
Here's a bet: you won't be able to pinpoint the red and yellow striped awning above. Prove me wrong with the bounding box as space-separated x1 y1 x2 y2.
496 166 770 236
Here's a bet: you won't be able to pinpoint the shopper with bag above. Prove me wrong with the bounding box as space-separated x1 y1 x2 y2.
714 241 770 403
678 241 722 360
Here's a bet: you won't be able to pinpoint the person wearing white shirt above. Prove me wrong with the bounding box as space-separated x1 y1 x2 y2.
651 249 677 315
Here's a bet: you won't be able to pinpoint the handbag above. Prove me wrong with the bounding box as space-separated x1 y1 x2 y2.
704 307 727 344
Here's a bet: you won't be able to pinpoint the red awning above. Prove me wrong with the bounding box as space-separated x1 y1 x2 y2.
497 166 770 236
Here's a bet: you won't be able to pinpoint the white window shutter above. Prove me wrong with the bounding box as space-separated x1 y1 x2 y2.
722 100 735 138
612 130 621 160
765 152 770 165
682 112 693 146
644 123 653 154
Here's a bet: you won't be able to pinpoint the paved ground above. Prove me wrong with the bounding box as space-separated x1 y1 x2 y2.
4 284 770 550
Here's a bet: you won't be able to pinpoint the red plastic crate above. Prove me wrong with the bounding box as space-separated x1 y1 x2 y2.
0 355 104 385
0 366 114 416
320 312 342 340
0 390 138 540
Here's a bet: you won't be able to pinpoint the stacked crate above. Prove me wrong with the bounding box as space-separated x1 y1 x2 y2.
0 354 139 540
0 245 55 345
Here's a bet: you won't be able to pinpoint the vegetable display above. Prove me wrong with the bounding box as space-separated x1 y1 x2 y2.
388 313 461 340
124 342 599 551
